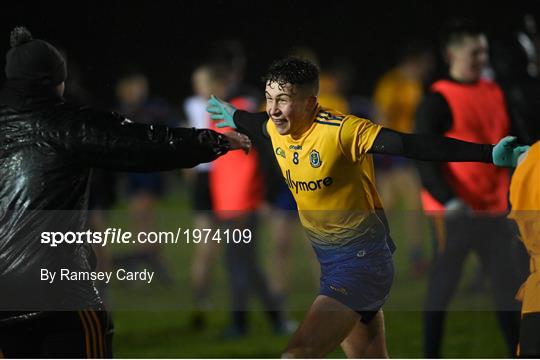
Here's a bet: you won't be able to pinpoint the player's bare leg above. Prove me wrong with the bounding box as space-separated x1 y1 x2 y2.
340 310 388 358
282 295 361 358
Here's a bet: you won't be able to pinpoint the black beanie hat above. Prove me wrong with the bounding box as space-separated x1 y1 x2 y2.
5 27 67 86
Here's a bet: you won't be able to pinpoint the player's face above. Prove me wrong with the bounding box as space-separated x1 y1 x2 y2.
265 81 316 136
447 35 488 82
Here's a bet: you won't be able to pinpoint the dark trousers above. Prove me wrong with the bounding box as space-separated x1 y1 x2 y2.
423 214 526 358
0 310 113 358
223 214 282 333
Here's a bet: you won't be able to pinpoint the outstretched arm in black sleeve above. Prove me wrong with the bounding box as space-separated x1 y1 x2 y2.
45 107 233 172
369 92 492 205
370 128 493 163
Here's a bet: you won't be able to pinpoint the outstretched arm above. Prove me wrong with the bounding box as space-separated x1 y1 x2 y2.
46 107 251 172
369 128 529 167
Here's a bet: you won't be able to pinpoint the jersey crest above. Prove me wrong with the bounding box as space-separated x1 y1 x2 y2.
310 150 322 168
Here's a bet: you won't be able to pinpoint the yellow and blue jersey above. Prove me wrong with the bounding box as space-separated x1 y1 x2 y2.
265 106 386 246
232 105 395 314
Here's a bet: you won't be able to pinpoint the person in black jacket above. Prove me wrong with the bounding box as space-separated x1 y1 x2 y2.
0 27 250 358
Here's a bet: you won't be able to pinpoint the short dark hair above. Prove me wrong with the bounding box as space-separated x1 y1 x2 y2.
262 57 319 95
440 19 484 51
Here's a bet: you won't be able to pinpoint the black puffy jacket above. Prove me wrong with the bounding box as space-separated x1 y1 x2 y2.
0 85 228 319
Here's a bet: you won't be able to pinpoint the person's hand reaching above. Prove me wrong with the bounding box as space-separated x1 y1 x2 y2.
492 136 530 167
222 131 251 154
207 95 238 129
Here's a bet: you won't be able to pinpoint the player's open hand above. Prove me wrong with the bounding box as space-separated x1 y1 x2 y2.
222 131 251 154
492 136 530 167
207 95 238 129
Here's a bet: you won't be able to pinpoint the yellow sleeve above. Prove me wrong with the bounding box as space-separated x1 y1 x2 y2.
338 116 382 162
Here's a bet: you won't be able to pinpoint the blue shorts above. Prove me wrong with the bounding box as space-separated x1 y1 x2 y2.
272 183 297 211
312 236 394 323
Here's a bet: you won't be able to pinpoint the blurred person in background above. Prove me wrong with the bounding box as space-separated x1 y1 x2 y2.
415 19 523 357
112 71 180 284
373 41 434 278
374 41 434 134
184 62 229 329
0 27 250 358
209 42 288 337
211 95 285 338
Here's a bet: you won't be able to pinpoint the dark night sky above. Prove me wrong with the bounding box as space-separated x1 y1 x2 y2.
0 1 537 107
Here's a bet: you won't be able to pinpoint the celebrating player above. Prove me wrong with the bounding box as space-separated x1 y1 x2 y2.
207 57 528 358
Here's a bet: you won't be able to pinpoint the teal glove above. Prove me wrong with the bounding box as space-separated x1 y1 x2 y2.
206 95 238 129
492 136 530 167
